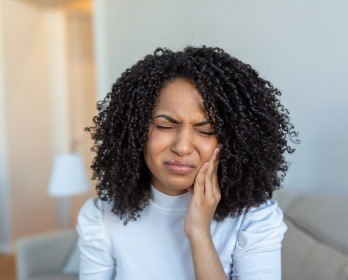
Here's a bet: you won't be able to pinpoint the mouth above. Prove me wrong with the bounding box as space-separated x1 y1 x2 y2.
164 160 196 168
164 161 196 175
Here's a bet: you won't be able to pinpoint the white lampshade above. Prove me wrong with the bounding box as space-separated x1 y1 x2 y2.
48 153 90 197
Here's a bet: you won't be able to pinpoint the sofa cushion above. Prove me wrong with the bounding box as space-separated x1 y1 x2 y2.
282 217 348 280
61 234 79 275
272 188 304 211
285 194 348 256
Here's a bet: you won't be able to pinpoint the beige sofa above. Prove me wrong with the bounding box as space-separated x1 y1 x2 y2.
16 189 348 280
273 189 348 280
16 230 78 280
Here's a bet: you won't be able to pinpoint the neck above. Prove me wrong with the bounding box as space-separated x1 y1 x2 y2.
151 178 189 196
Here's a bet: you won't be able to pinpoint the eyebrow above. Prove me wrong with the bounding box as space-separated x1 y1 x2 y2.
153 114 212 127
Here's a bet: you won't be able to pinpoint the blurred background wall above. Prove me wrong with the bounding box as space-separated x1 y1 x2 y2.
0 0 96 254
94 0 348 196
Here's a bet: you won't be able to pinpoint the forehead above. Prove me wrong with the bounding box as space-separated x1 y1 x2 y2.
154 79 206 115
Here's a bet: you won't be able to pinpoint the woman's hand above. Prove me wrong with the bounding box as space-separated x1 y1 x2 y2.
184 143 223 241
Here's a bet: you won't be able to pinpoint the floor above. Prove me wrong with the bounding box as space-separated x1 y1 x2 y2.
0 253 16 280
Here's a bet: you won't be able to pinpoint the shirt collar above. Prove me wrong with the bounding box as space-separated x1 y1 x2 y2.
150 183 192 212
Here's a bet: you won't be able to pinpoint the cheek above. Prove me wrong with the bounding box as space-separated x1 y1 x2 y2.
198 140 219 162
144 129 170 160
201 149 214 163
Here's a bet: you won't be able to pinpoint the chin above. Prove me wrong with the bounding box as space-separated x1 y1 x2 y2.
161 177 194 190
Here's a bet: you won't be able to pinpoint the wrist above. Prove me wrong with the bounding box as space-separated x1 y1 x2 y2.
188 229 211 244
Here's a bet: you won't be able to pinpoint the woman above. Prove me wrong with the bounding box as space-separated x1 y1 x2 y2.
77 46 300 279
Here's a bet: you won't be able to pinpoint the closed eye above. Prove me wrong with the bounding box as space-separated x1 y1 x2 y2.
156 125 173 130
155 125 215 135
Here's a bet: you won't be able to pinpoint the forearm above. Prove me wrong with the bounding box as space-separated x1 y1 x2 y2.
189 233 228 280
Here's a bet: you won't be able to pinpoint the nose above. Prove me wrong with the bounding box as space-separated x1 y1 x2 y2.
170 127 194 156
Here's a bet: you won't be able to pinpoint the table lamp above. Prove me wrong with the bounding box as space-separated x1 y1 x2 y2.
48 153 90 229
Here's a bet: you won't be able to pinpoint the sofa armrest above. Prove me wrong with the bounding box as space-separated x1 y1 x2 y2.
272 188 306 211
16 230 77 280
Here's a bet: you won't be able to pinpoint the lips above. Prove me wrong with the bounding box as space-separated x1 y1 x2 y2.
164 162 195 175
164 160 196 168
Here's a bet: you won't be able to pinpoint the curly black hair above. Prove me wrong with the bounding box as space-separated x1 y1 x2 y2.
85 45 300 225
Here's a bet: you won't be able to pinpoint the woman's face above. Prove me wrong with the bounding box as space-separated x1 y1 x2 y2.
144 78 219 196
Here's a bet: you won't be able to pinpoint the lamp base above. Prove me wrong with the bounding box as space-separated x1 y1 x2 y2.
54 196 72 230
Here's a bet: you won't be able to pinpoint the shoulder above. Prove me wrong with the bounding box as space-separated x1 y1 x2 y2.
77 197 112 241
234 199 287 255
242 199 285 226
76 197 116 269
78 197 104 223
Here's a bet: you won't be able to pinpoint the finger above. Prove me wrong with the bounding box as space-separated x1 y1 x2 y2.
213 147 221 173
194 162 209 200
206 147 219 184
212 174 221 199
205 146 219 197
213 148 222 198
205 159 214 199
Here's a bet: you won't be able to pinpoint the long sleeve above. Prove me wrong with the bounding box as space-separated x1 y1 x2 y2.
231 199 287 280
77 197 116 280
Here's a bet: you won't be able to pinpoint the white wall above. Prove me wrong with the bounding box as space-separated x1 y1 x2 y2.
0 0 96 253
0 0 11 253
1 0 56 250
64 9 98 225
94 0 348 195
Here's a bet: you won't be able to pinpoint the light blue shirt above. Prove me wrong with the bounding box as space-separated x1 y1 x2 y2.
77 184 287 279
